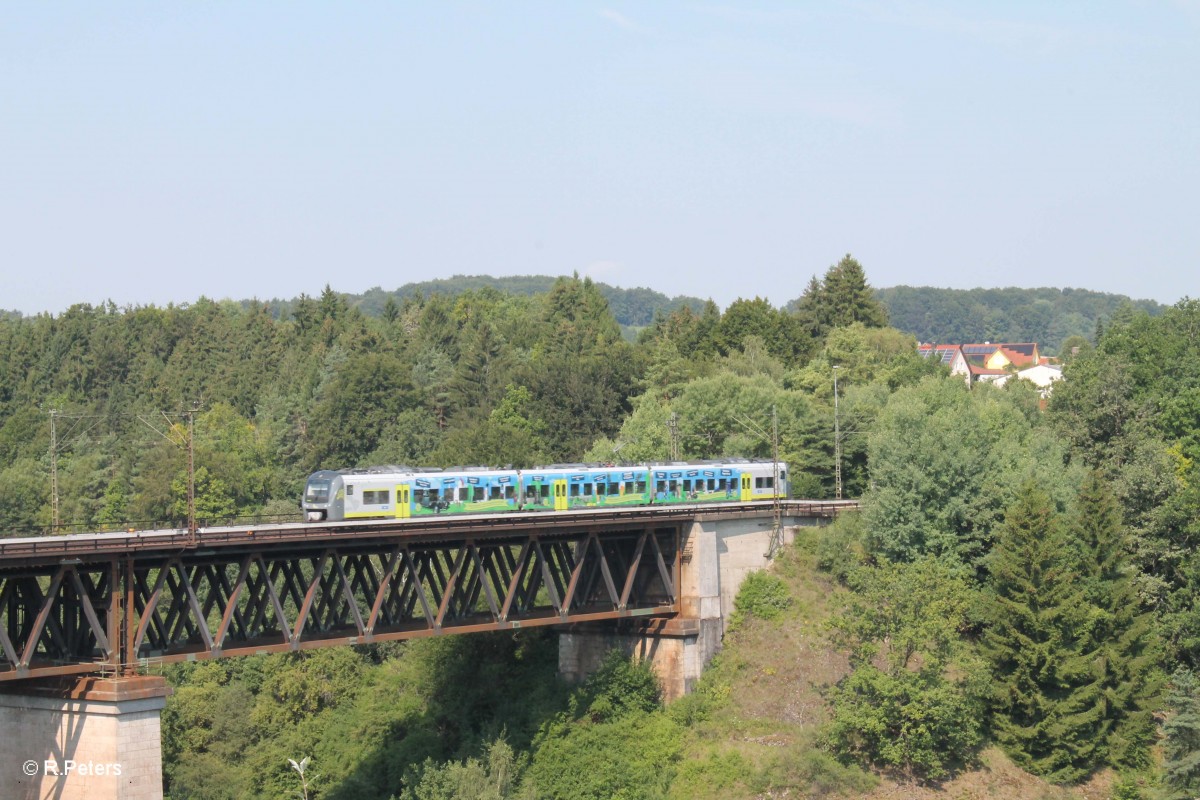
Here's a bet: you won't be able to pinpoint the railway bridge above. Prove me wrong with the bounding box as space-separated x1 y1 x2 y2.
0 500 855 799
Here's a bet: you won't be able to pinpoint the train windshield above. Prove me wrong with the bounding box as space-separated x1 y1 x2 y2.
304 480 331 504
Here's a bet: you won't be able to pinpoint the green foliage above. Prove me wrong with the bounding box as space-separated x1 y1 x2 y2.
1072 471 1162 768
1162 669 1200 800
522 651 679 800
822 559 986 779
791 254 888 338
1051 300 1200 669
864 375 1076 571
981 485 1108 783
527 711 682 800
814 512 868 584
1110 774 1146 800
823 664 985 781
574 650 663 722
729 570 792 629
876 285 1161 354
399 739 535 800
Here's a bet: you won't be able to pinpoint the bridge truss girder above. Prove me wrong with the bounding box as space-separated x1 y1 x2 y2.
0 526 680 681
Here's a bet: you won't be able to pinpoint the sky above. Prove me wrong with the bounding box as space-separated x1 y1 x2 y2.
2 2 1197 316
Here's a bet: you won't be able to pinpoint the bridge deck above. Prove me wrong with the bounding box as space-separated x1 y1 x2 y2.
0 500 855 566
0 500 856 682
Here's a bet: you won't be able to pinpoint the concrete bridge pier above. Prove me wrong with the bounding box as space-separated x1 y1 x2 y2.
0 675 171 800
560 515 815 700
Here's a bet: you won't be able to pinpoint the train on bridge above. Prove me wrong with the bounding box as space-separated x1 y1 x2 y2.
303 459 788 522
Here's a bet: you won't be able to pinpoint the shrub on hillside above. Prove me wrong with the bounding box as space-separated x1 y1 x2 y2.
729 570 792 629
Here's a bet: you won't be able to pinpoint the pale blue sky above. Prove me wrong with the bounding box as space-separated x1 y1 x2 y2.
2 2 1197 315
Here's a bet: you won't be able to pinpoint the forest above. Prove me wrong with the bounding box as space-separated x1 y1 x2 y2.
0 256 1197 799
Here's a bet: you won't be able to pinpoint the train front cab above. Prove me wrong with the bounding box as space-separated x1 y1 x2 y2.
302 470 343 521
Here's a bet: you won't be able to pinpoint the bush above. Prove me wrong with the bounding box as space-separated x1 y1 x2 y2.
729 570 792 629
576 649 661 722
822 664 984 781
814 512 867 584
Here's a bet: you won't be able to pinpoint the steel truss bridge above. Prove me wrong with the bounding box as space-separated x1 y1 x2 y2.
0 501 850 682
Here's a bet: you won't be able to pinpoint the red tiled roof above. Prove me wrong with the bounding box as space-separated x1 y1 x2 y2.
998 347 1037 368
967 363 1008 376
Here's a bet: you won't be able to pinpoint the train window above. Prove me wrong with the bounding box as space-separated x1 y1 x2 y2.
780 471 787 483
570 483 580 497
707 479 715 491
608 482 618 495
669 480 679 494
414 489 428 505
655 480 666 494
304 481 330 503
472 487 484 502
596 482 606 496
490 486 501 500
540 484 550 498
505 485 515 499
636 480 646 494
755 477 764 489
363 490 390 505
346 484 355 496
765 476 774 488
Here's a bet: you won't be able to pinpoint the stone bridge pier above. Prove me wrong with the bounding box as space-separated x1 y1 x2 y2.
558 514 821 700
0 676 171 800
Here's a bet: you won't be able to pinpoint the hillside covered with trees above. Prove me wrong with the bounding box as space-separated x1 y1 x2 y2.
875 285 1165 354
1 257 1198 799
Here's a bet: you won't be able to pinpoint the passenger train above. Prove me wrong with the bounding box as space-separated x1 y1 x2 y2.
302 460 788 522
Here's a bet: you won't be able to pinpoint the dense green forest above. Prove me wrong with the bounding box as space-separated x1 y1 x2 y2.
875 285 1165 354
1 256 1198 799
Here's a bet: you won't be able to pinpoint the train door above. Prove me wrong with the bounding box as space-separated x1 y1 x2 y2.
553 480 568 511
397 484 411 518
740 473 753 502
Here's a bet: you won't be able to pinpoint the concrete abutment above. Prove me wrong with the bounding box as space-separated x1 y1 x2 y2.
0 676 171 800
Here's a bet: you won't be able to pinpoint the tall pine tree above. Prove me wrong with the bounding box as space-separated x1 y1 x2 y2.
981 484 1102 783
1162 669 1200 800
1072 470 1161 768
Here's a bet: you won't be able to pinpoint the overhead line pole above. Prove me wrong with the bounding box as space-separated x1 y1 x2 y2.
187 406 197 545
833 366 842 501
49 409 60 530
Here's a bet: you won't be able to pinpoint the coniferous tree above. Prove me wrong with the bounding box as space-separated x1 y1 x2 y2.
1162 669 1200 800
1073 470 1161 768
981 485 1101 783
822 255 889 330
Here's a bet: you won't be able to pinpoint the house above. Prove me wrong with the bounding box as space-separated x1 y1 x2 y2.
986 343 1040 371
919 341 1060 392
917 344 971 384
993 363 1064 397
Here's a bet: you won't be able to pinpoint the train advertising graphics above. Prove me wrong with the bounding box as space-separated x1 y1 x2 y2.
301 459 788 521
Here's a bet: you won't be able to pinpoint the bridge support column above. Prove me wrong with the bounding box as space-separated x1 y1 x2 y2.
559 516 807 699
558 617 721 701
0 676 171 800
